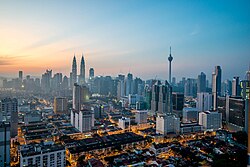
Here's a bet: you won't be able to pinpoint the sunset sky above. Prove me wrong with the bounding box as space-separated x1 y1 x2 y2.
0 0 250 81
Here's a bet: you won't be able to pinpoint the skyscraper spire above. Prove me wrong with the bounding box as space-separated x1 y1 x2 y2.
168 46 173 84
80 54 85 84
72 54 77 85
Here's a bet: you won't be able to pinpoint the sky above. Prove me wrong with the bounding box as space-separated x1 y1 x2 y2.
0 0 250 82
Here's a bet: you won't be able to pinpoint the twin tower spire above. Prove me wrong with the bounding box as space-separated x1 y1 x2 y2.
72 54 85 85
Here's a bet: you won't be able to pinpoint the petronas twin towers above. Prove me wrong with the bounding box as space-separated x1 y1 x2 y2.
71 54 85 86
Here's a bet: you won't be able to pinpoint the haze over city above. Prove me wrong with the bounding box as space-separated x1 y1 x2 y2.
0 0 250 80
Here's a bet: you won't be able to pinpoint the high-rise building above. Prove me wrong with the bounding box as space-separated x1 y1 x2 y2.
19 71 23 81
246 69 250 166
1 98 18 137
41 69 52 93
196 92 212 112
232 76 241 96
73 84 89 111
241 80 250 99
156 113 180 135
20 142 65 167
199 111 222 130
184 78 196 97
212 66 222 110
172 92 184 110
158 81 173 114
182 107 199 123
197 72 206 93
151 83 160 114
89 68 94 80
0 122 10 167
79 54 85 85
222 79 232 96
71 55 77 86
62 76 69 90
168 47 173 84
135 110 148 124
125 73 133 96
226 96 248 131
78 109 94 132
54 97 68 114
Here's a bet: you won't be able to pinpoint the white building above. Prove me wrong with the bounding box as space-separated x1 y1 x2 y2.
135 110 148 124
118 117 130 130
196 92 212 112
71 109 94 132
79 110 94 132
0 122 10 167
199 111 222 130
70 110 75 126
20 141 65 167
156 114 180 135
182 107 199 123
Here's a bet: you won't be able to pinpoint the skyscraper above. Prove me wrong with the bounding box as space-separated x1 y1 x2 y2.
168 47 173 84
79 54 85 85
54 97 68 114
212 66 222 110
89 68 94 79
0 122 10 167
41 69 52 93
232 76 241 96
19 71 23 81
71 55 77 86
73 83 89 111
1 98 18 138
125 73 133 96
151 81 160 114
158 81 173 114
197 72 206 93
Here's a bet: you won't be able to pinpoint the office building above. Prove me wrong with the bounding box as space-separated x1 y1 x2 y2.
125 73 133 96
19 71 23 81
196 92 212 112
135 110 148 124
151 82 160 114
79 55 85 85
226 96 248 131
172 92 184 110
54 97 68 114
89 68 94 79
156 113 180 135
0 122 10 167
158 81 173 114
197 72 206 93
73 84 89 111
212 66 222 110
128 94 144 109
1 98 18 137
20 142 65 167
41 69 52 93
182 107 199 123
199 111 222 130
232 76 241 96
71 55 77 86
184 78 196 97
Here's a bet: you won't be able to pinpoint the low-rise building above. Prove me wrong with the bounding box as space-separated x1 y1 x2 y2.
20 141 66 167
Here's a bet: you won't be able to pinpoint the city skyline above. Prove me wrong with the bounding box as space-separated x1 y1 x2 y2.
0 0 250 80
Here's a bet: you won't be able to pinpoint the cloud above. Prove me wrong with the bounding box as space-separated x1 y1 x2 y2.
0 55 31 66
